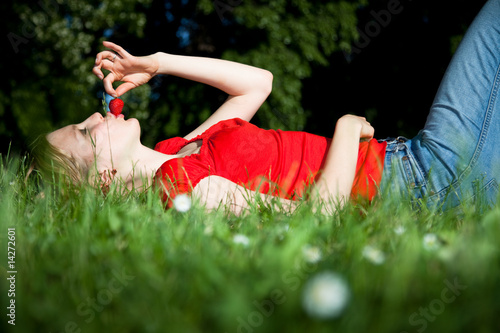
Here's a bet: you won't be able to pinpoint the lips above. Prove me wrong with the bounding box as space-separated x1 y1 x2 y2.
106 113 125 120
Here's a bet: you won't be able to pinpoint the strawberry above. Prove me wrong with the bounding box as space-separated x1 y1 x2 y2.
109 98 124 116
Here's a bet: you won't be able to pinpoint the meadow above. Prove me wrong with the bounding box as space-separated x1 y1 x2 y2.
1 152 500 333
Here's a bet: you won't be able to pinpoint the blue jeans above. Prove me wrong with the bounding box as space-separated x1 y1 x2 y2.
380 0 500 210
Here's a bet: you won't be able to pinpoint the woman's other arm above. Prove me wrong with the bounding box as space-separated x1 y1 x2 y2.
310 115 374 213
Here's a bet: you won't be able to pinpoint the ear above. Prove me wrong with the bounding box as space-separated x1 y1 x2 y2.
99 168 117 195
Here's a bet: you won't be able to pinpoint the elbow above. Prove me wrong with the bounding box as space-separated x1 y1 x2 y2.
261 69 273 96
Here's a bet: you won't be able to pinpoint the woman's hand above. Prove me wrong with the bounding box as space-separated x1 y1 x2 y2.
92 41 159 97
338 114 375 141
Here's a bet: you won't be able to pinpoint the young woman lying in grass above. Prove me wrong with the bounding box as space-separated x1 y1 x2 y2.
32 0 500 214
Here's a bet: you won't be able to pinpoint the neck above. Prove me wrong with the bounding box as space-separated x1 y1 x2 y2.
117 144 172 191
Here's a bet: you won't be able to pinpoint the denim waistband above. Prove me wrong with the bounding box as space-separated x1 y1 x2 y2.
379 136 431 207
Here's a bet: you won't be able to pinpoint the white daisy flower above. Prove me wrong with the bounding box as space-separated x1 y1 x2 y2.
233 234 250 247
302 244 322 264
173 194 191 213
394 226 406 235
362 245 386 265
423 233 440 251
302 271 350 319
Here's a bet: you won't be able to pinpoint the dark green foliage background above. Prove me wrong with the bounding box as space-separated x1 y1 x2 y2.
1 0 488 152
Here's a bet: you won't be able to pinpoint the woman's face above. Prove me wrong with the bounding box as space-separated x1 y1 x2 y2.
47 112 141 171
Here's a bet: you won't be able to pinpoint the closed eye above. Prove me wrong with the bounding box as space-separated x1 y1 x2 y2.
79 128 88 136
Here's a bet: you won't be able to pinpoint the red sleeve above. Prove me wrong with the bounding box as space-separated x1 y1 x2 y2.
350 139 387 202
154 137 186 154
154 157 211 208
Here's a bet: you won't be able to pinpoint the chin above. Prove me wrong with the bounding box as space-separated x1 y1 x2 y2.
129 118 142 139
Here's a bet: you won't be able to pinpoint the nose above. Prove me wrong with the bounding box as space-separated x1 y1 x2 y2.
79 112 104 128
92 112 104 121
88 112 105 123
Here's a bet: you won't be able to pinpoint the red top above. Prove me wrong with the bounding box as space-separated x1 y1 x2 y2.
154 118 386 205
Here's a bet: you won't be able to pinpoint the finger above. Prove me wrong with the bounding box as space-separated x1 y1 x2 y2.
102 41 131 59
99 57 117 72
103 73 118 97
92 62 104 80
93 52 117 80
97 50 121 64
115 82 136 97
95 51 111 64
93 53 106 79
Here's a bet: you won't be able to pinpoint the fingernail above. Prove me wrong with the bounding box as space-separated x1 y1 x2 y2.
95 57 98 64
99 75 104 80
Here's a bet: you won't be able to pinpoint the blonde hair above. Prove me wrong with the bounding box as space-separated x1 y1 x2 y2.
29 134 89 185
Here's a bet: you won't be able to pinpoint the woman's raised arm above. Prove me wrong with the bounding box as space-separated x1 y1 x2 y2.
93 41 273 140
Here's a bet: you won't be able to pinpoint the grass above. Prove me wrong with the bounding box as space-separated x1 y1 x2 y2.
1 152 500 333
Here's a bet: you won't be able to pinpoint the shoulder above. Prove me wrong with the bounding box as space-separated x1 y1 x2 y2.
156 156 211 183
154 154 214 199
154 157 206 204
154 137 186 154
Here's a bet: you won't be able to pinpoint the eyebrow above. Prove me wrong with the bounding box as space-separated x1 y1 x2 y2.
72 125 85 139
